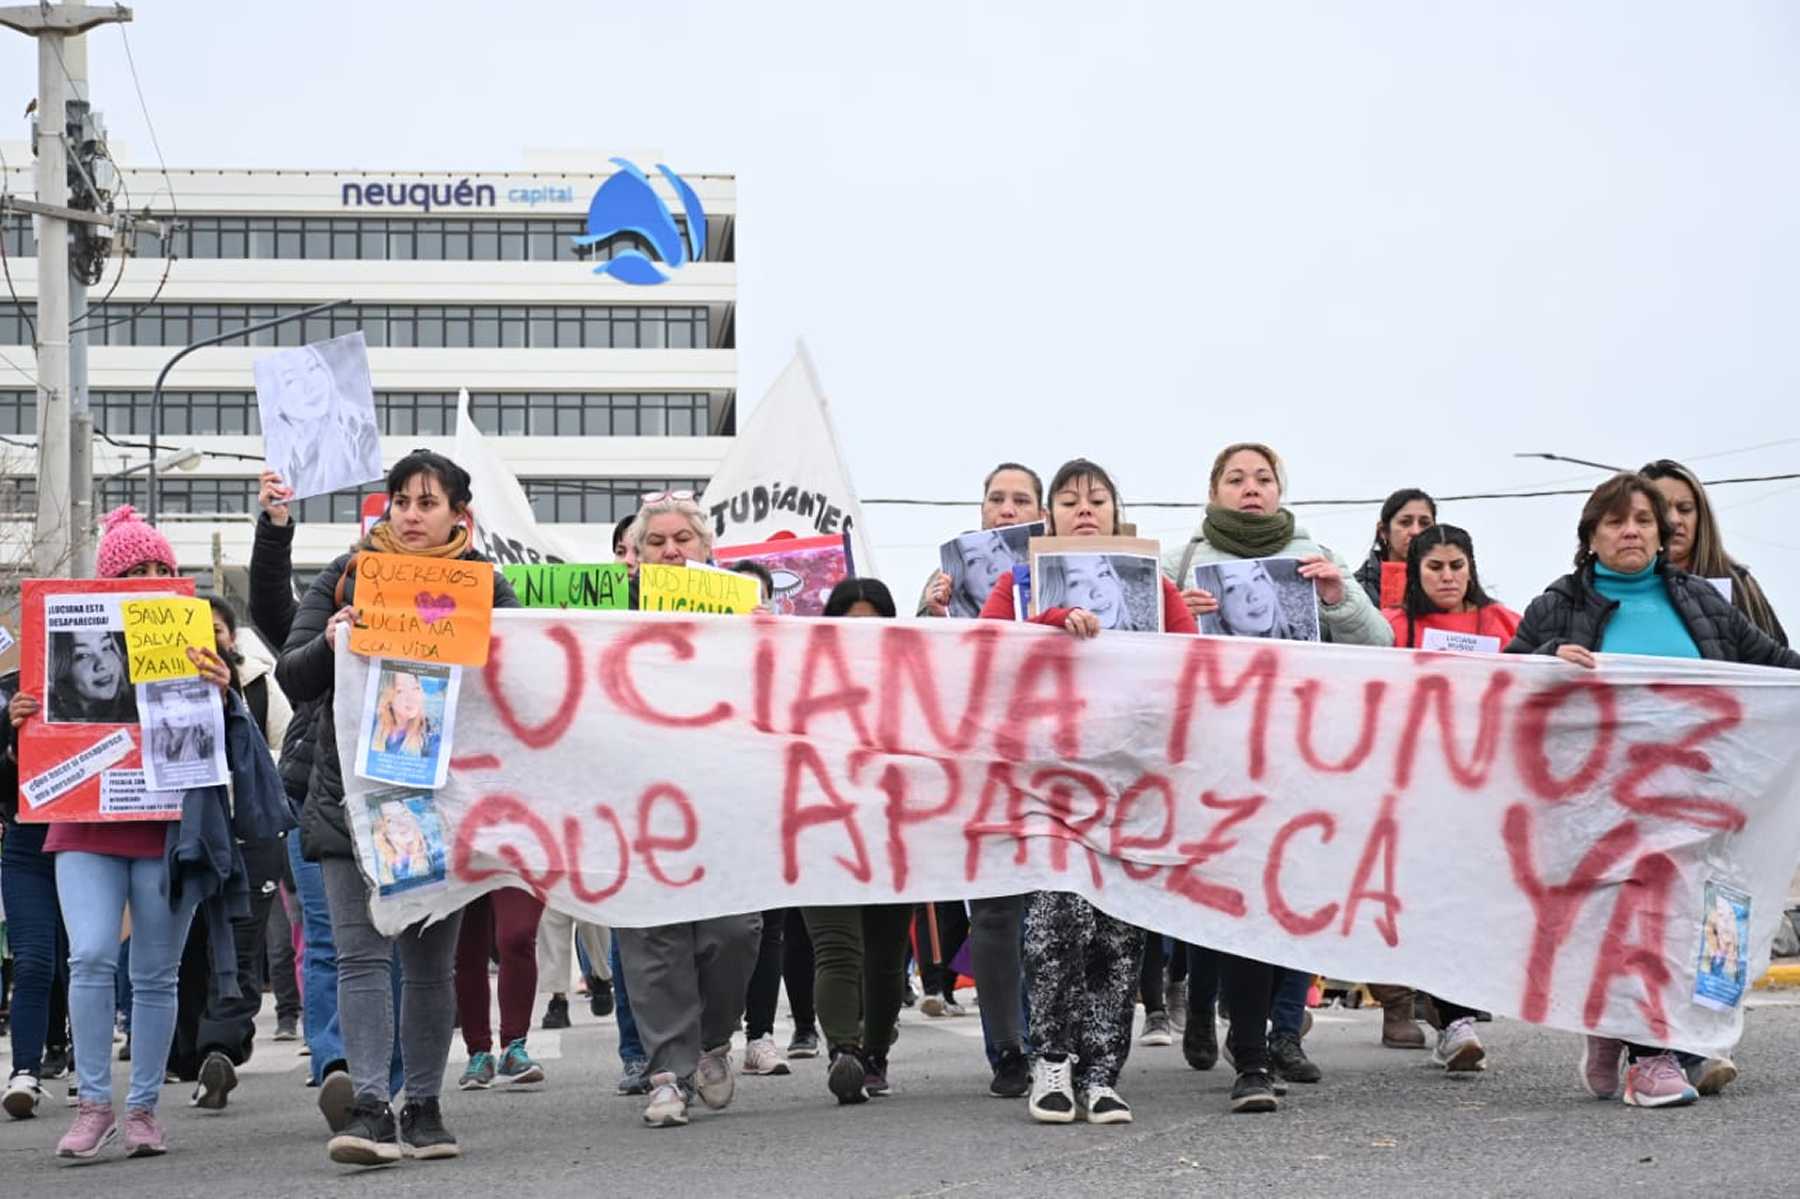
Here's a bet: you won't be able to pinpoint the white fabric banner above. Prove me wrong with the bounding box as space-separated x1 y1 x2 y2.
333 612 1800 1055
699 346 878 577
453 389 594 567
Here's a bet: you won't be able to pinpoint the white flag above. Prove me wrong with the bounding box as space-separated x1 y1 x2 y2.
453 389 593 566
700 345 878 576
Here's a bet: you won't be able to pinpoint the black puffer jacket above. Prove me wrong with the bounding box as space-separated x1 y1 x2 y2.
277 538 519 861
1505 561 1800 668
248 512 319 813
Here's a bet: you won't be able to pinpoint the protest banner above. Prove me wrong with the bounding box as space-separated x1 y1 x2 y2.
121 597 216 683
714 532 853 616
334 610 1800 1056
503 563 630 611
348 552 496 668
699 346 878 578
18 577 195 822
453 389 594 567
638 562 762 614
252 331 382 502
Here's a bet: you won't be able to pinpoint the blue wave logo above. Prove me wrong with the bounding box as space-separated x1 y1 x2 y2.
574 158 706 285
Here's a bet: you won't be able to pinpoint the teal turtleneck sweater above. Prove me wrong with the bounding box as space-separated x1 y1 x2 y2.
1592 561 1700 659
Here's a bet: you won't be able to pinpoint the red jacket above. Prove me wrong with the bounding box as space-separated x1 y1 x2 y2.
1384 603 1522 649
980 572 1198 634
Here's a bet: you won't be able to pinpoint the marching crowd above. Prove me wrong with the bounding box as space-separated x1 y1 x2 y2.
0 439 1794 1166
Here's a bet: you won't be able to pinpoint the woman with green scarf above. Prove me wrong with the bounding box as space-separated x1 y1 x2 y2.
1162 443 1396 1094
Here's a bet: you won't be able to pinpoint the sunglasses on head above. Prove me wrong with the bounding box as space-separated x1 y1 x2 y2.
641 489 697 504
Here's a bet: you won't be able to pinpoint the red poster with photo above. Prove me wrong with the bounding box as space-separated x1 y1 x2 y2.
713 531 854 616
17 577 196 823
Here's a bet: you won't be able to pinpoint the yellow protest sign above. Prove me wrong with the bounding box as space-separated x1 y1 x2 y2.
638 563 762 615
348 552 496 667
121 597 217 683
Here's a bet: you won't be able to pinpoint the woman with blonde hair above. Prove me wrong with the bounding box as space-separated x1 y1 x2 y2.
1639 458 1786 645
371 670 437 759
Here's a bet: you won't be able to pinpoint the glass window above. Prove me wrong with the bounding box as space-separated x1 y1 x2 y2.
275 220 304 259
304 225 329 259
248 218 276 259
414 222 443 260
189 224 219 258
443 221 471 260
219 221 248 258
332 220 359 259
528 225 555 261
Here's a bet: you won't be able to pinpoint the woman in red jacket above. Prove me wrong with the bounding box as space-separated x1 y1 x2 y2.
1383 525 1521 650
979 459 1193 1126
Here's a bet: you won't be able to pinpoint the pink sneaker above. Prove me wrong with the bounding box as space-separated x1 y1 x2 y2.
56 1100 117 1159
123 1107 168 1156
1579 1036 1624 1099
1623 1052 1698 1108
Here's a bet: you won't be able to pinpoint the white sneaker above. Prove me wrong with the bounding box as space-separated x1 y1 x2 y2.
1432 1017 1487 1072
695 1045 735 1110
1139 1011 1174 1046
642 1072 688 1128
742 1035 791 1076
3 1073 44 1120
1028 1054 1077 1124
942 1000 968 1018
1082 1085 1133 1124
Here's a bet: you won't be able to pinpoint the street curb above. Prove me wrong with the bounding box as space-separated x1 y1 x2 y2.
1754 963 1800 989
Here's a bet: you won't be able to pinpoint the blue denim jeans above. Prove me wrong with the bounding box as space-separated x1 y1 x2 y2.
56 851 199 1111
287 836 401 1091
609 936 644 1065
1 821 66 1078
1270 965 1312 1037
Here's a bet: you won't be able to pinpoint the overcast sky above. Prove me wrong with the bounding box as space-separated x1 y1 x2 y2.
4 1 1795 614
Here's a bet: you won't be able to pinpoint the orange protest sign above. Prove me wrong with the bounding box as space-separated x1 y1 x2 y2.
348 552 495 667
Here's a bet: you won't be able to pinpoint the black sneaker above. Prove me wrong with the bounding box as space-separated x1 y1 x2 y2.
1230 1070 1279 1113
328 1098 402 1166
40 1046 69 1080
1182 1009 1218 1071
1269 1033 1321 1084
827 1049 869 1105
989 1048 1031 1098
191 1051 237 1110
864 1054 892 1097
541 996 571 1030
587 976 615 1018
400 1098 461 1160
318 1069 355 1133
787 1028 820 1059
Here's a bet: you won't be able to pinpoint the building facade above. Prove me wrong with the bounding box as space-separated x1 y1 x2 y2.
0 151 735 596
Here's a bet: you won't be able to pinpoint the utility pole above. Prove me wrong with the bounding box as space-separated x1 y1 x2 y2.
0 2 133 577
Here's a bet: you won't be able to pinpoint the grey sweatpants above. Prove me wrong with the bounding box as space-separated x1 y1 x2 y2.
615 914 761 1082
321 857 463 1104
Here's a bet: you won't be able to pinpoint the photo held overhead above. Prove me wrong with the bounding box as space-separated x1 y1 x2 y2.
334 610 1800 1057
348 551 497 668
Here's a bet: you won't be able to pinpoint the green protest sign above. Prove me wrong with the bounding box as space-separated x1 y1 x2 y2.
502 563 630 611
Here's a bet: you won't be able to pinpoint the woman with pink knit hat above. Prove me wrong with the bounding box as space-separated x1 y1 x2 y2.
6 506 255 1161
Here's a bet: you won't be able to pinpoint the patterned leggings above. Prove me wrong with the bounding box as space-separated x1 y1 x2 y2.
1023 891 1145 1090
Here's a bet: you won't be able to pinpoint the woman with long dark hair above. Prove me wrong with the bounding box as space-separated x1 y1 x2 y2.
1384 525 1521 649
1353 488 1437 608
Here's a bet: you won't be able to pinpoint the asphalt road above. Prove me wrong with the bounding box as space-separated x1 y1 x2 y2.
5 989 1798 1198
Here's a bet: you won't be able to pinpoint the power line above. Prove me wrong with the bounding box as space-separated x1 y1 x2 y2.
861 471 1800 510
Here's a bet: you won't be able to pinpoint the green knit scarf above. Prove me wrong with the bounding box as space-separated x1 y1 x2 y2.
1200 504 1296 559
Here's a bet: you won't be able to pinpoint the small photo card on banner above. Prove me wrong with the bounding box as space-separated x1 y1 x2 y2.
939 521 1045 619
252 331 383 502
138 676 228 792
121 597 216 683
363 786 450 896
348 553 495 668
1694 881 1752 1011
638 561 763 614
1419 627 1502 655
354 658 459 789
1029 536 1164 633
715 532 855 617
1192 557 1321 642
19 578 194 822
502 563 630 611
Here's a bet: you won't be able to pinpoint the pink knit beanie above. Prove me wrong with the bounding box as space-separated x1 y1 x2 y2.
96 505 179 579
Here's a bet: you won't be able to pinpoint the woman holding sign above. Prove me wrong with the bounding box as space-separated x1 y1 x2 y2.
614 494 764 1130
277 450 520 1166
1166 443 1399 1090
979 459 1194 1125
1508 473 1800 1109
1353 488 1437 609
1383 525 1521 650
7 507 258 1160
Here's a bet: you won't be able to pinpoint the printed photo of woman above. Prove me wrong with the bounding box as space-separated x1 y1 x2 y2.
940 522 1043 619
371 668 440 760
1034 553 1163 632
45 629 138 724
1192 558 1320 641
